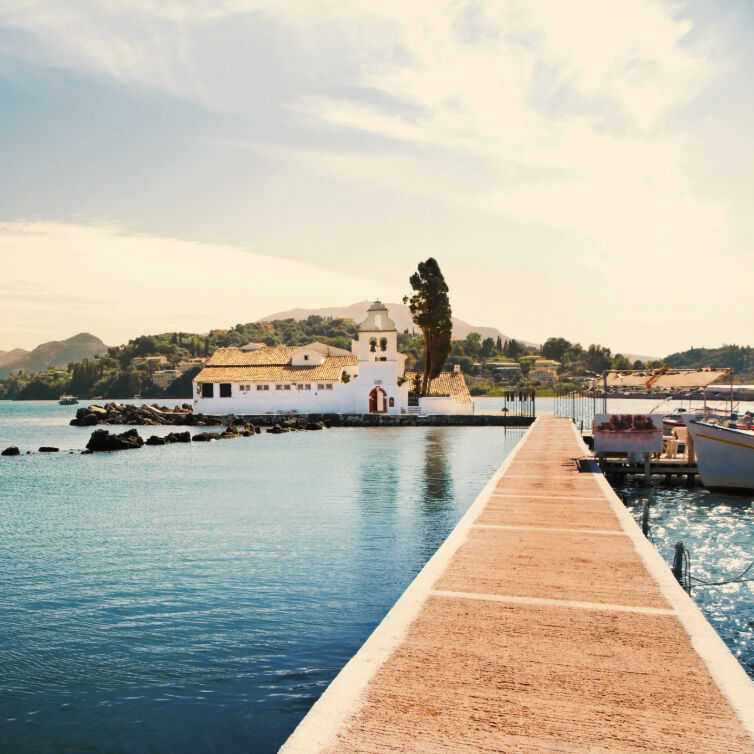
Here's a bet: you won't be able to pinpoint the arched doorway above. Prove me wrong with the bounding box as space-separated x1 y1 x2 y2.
369 387 387 414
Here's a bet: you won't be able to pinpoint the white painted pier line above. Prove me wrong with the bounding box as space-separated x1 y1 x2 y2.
430 589 678 617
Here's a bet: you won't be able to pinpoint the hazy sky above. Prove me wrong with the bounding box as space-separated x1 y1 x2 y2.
1 0 752 355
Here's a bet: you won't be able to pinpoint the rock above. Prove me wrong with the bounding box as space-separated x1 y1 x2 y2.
86 428 144 452
266 424 288 434
38 447 59 453
192 432 221 442
145 435 166 446
70 412 98 426
1 446 20 456
88 405 108 417
165 431 191 443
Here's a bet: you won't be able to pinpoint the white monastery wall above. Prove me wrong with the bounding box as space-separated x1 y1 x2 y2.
418 396 473 415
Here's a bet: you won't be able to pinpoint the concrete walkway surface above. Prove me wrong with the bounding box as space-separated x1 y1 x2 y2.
281 416 754 753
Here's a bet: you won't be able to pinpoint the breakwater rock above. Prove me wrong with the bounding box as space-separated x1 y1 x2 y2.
86 428 145 452
2 446 20 456
70 403 222 427
145 432 191 446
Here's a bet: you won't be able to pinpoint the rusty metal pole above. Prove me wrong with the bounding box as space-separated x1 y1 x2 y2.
672 541 685 585
641 498 650 537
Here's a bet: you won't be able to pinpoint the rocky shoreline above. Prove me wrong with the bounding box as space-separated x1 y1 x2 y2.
1 405 533 456
68 403 534 428
69 403 221 427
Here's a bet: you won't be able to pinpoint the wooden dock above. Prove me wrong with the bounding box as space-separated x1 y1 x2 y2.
281 416 754 753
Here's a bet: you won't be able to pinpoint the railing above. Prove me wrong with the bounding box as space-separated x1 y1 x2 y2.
553 388 598 433
500 389 536 418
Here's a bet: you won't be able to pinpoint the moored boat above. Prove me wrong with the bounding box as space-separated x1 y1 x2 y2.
58 395 79 405
686 419 754 492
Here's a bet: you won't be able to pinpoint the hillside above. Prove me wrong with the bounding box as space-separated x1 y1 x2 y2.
259 301 518 344
0 333 109 378
0 348 30 369
663 344 754 382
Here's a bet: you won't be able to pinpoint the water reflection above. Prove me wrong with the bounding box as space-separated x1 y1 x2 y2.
418 429 455 557
422 429 453 509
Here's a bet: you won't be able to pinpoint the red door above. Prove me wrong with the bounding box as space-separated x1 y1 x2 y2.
369 387 387 413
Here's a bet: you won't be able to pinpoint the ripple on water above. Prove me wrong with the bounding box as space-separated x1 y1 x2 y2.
616 480 754 677
0 401 527 753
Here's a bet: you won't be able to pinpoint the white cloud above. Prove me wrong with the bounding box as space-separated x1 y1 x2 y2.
0 1 751 355
0 220 402 350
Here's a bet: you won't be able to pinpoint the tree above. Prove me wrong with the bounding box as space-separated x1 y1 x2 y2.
464 332 481 360
480 337 495 360
541 337 571 362
496 336 502 351
612 354 632 371
404 258 453 395
585 344 612 373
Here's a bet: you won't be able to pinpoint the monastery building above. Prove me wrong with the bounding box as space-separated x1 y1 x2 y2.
192 301 472 416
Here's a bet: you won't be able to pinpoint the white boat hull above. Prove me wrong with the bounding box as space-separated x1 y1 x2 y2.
687 420 754 491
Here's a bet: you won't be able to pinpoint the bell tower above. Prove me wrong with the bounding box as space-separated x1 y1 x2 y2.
358 301 397 363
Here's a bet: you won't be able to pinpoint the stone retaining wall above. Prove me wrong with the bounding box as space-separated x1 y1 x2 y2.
221 413 534 427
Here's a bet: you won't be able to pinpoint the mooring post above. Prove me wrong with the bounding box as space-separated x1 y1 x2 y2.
641 498 650 537
643 452 651 484
672 541 685 585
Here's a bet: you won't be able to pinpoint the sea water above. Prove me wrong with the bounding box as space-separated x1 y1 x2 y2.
0 401 525 753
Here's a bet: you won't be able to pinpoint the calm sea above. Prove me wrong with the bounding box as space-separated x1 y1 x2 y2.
0 401 525 753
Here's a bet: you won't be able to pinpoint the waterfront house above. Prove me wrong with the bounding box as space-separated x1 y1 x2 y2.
192 301 473 416
529 358 560 383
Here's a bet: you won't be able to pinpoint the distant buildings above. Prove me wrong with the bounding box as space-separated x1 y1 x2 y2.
529 358 560 383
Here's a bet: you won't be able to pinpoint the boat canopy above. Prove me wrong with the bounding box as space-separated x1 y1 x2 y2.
603 368 730 389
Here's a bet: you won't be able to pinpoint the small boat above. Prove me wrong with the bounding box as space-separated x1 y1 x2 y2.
686 419 754 492
58 395 79 405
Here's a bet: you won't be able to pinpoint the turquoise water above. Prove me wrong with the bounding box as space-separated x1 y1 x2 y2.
615 481 754 678
0 401 525 753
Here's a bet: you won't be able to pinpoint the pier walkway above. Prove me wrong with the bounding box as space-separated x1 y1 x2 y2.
282 416 754 753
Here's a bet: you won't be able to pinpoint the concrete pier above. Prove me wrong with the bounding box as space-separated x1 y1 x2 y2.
281 416 754 753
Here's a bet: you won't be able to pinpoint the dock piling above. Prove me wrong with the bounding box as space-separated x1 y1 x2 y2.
641 498 650 537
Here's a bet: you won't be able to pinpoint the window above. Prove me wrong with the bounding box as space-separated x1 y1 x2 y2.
201 383 214 398
219 383 232 398
284 384 291 391
369 338 377 352
325 384 333 390
257 385 264 391
263 385 269 391
276 385 283 390
317 384 325 390
380 337 387 351
379 357 387 362
297 384 303 390
389 397 395 407
303 354 309 361
304 384 311 390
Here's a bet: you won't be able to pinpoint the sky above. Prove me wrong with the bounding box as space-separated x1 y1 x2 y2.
1 0 752 355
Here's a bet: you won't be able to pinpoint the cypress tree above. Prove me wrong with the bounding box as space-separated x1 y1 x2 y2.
404 258 453 395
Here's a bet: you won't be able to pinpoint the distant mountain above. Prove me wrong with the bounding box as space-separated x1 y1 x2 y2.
259 301 517 343
0 333 109 378
0 348 30 369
